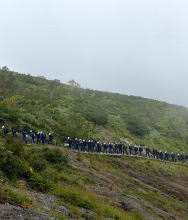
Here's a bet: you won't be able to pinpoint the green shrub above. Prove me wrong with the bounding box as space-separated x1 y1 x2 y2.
84 108 108 126
41 169 59 183
0 152 8 167
127 117 150 137
1 154 23 179
28 173 53 192
43 148 67 165
29 155 47 172
5 137 24 156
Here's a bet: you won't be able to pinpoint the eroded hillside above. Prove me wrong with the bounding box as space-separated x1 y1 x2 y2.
0 142 188 220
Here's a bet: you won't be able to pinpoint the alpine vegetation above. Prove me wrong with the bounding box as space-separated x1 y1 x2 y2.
0 69 188 220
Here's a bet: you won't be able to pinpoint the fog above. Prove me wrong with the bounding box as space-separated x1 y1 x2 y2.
1 0 188 106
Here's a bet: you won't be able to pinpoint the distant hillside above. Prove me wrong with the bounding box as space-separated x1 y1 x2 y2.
0 68 188 152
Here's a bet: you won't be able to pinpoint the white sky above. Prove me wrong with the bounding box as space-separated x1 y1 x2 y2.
1 0 188 106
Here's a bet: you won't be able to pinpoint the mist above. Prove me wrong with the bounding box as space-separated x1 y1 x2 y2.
1 0 188 106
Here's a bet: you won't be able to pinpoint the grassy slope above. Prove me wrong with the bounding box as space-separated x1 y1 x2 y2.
57 147 188 220
1 144 188 220
1 69 188 153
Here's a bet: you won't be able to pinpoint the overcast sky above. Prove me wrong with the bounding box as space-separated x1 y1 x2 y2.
1 0 188 106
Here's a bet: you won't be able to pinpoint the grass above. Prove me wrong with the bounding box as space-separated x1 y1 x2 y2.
0 144 188 219
53 183 144 220
53 184 98 210
0 184 32 208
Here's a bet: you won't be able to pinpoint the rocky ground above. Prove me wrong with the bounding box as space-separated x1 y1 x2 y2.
0 147 188 220
0 204 56 220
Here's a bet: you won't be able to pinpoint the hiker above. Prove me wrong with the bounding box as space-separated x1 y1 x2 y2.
91 140 95 152
171 152 175 162
87 140 91 151
123 144 128 155
48 133 53 145
138 146 143 156
114 143 118 154
103 143 108 153
36 132 41 144
11 128 17 136
2 126 9 136
109 143 113 154
82 140 87 152
41 132 46 144
97 142 101 153
68 137 72 149
129 145 133 155
134 145 138 155
30 130 35 144
75 138 79 150
78 139 82 151
164 151 169 161
155 150 159 159
145 147 150 158
21 130 27 144
159 151 163 160
180 153 184 161
153 149 157 159
118 143 123 154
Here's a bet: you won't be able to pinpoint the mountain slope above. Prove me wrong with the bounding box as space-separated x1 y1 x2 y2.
0 69 188 152
0 143 188 220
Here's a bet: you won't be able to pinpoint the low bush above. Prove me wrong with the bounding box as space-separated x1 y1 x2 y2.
1 154 24 179
42 148 67 165
29 155 47 172
5 137 24 156
28 173 53 192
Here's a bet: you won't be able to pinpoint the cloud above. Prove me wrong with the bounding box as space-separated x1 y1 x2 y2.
1 0 188 106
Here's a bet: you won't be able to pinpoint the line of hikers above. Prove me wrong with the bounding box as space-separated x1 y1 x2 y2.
66 137 187 162
1 126 188 163
1 126 53 145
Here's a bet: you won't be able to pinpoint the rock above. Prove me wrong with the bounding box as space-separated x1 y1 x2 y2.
0 204 57 220
79 208 97 216
118 200 133 211
23 190 55 211
56 205 69 216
